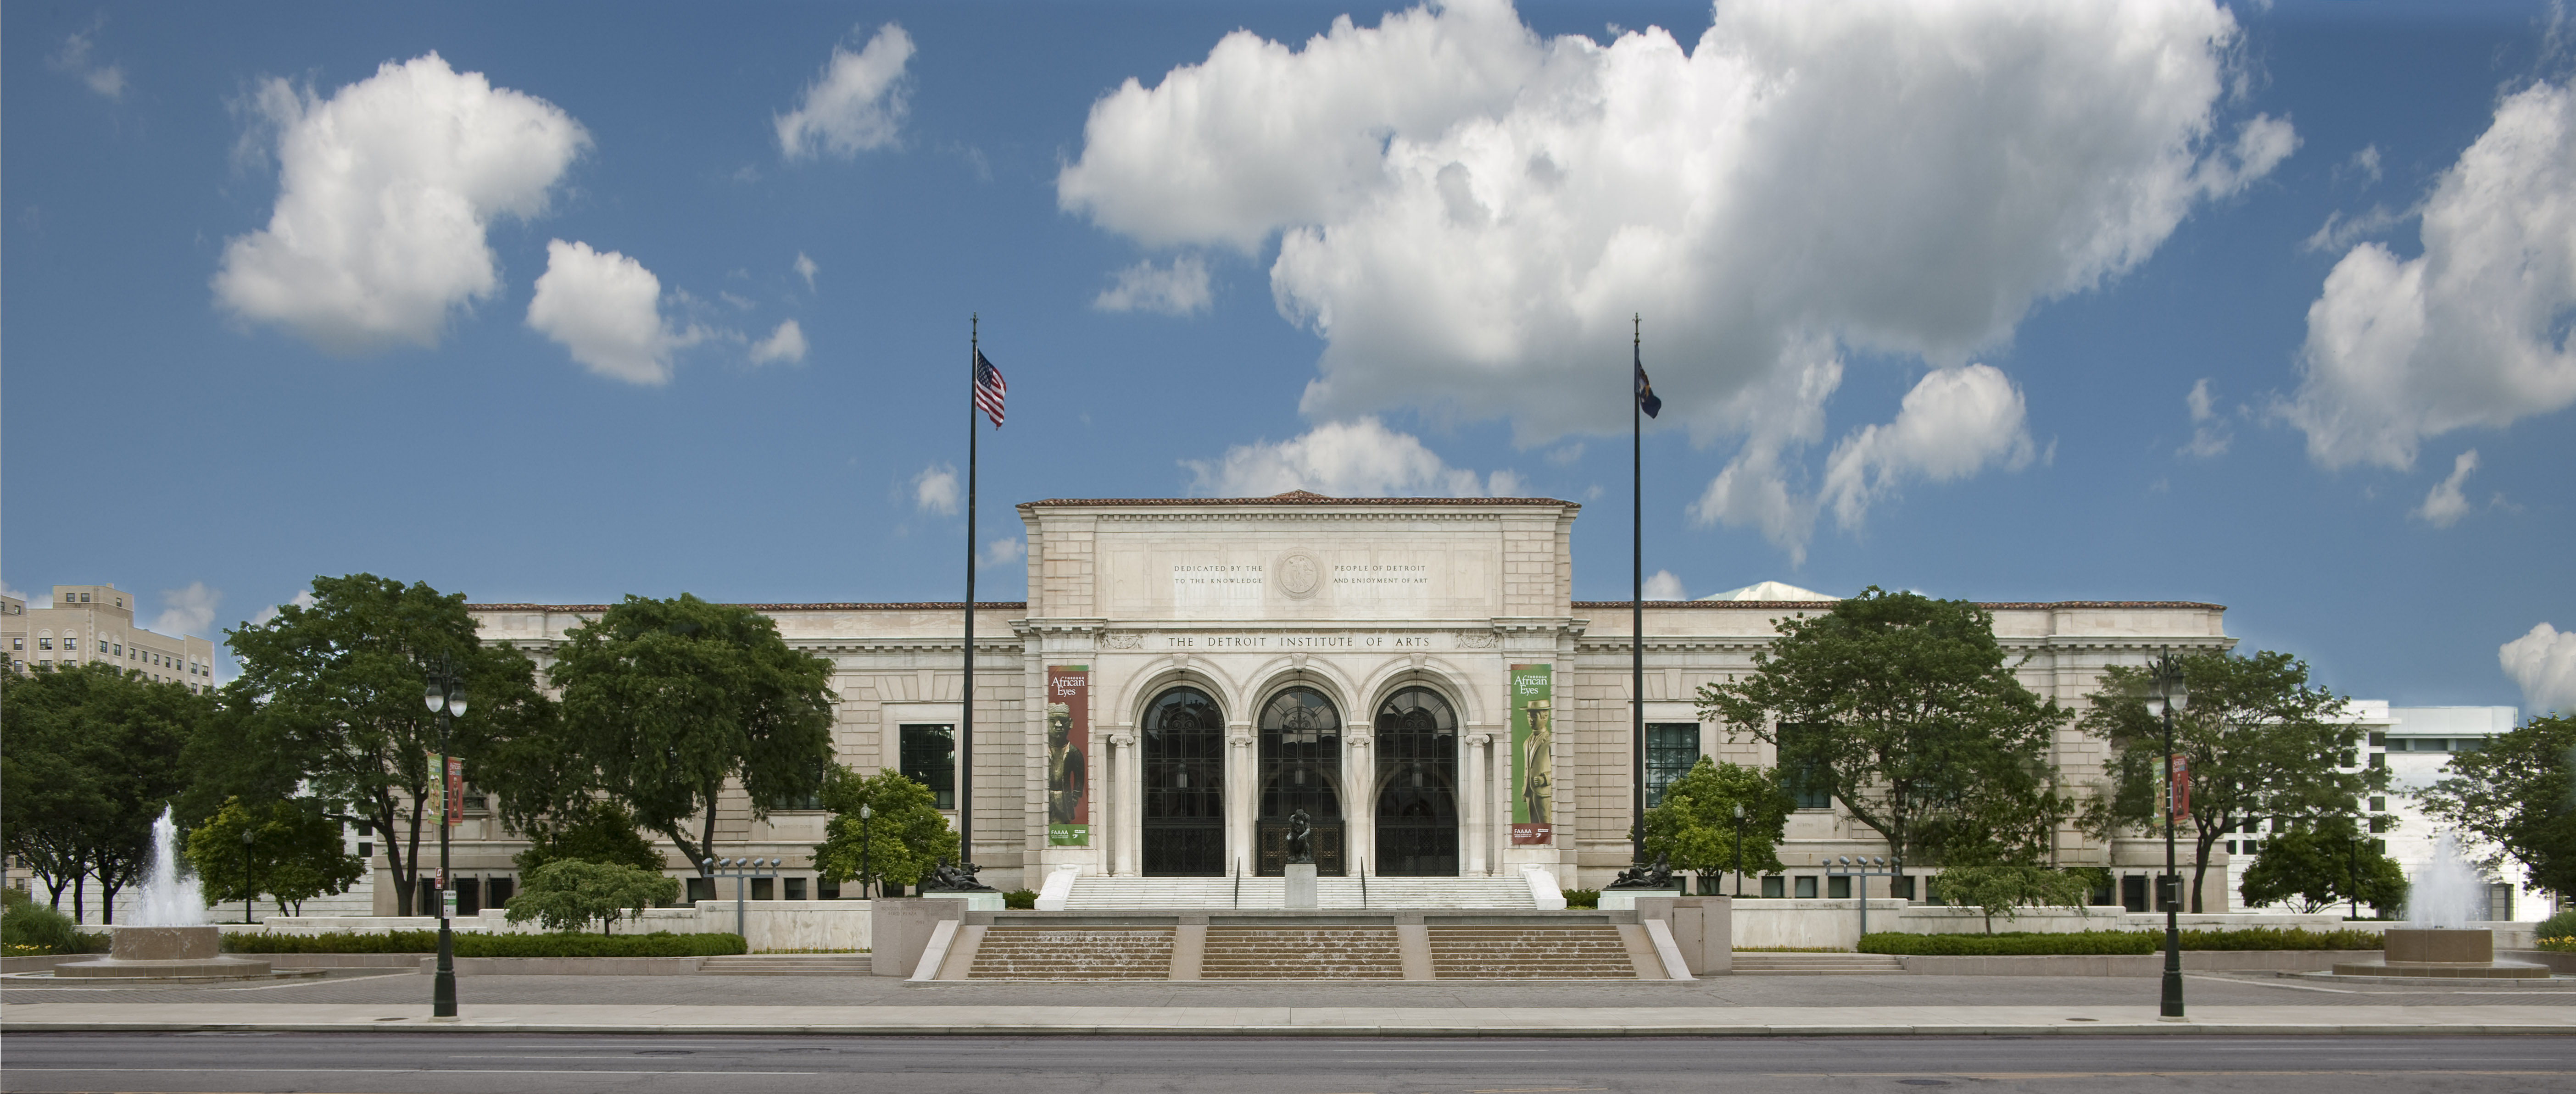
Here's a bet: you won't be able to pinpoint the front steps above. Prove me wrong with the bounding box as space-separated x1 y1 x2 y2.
698 954 872 976
950 911 1679 982
1429 924 1653 979
1732 952 1905 975
966 927 1176 980
1197 927 1406 979
1063 875 1535 910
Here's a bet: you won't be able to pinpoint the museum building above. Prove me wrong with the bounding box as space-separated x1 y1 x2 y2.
424 492 2234 914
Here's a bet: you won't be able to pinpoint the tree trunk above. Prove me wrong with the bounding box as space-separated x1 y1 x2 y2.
98 877 120 924
72 874 85 924
377 794 413 918
2190 827 2221 914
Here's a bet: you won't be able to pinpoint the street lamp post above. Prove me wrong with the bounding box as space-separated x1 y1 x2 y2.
422 655 468 1020
859 804 874 900
1731 802 1746 899
240 829 256 925
2143 648 2190 1021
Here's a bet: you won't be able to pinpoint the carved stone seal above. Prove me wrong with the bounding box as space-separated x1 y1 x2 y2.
1277 552 1321 600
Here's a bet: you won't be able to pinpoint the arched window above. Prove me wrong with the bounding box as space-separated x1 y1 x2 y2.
1374 686 1459 876
1141 686 1224 876
1256 685 1344 875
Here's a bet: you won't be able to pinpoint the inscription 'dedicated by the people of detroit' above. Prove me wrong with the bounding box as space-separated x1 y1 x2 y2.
1166 562 1432 594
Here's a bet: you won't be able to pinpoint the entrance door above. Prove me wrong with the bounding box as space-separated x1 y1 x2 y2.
1256 686 1344 876
1374 686 1459 876
1141 687 1225 876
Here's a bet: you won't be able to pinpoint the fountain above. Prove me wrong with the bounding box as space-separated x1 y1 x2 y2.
54 807 276 981
2331 832 2546 980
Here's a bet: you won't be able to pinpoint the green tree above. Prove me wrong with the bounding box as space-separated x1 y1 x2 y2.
1641 758 1792 891
2238 816 2408 915
512 800 668 876
1932 860 2096 933
183 797 366 917
811 768 958 893
1695 588 2070 882
205 574 555 916
502 859 680 935
0 664 206 922
2080 649 2383 912
544 594 835 880
2417 713 2575 902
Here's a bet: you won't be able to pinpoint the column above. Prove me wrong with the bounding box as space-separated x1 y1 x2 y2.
1227 722 1256 877
1109 731 1136 876
1344 730 1374 875
1464 732 1491 875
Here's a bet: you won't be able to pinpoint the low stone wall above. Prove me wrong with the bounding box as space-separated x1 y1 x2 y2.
424 956 710 976
257 900 871 952
1896 950 2375 976
1732 899 1910 950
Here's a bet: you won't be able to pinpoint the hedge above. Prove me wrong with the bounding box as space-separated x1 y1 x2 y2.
1858 927 2386 955
225 931 747 957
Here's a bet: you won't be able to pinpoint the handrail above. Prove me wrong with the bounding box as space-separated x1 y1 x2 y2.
1359 858 1369 909
1232 859 1241 909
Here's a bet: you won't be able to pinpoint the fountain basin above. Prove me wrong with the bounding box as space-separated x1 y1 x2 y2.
2330 928 2549 979
53 925 273 981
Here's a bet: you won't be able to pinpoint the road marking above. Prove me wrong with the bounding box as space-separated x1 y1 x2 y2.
5 1067 823 1076
1765 1072 2573 1079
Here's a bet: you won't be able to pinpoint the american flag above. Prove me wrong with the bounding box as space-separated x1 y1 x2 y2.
974 350 1006 428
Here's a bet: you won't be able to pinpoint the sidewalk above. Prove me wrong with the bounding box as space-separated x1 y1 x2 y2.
6 1001 2572 1036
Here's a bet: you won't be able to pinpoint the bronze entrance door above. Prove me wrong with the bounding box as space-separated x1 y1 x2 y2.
1141 687 1225 876
1255 685 1345 876
1374 686 1460 876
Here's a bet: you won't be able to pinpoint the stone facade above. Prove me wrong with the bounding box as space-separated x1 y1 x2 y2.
429 493 2236 908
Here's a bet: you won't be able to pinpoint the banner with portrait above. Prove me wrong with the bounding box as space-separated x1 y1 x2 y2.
1047 665 1091 846
1509 663 1553 845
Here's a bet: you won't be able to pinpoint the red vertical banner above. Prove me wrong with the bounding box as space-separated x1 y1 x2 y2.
446 756 466 827
2168 754 2189 824
1047 665 1090 846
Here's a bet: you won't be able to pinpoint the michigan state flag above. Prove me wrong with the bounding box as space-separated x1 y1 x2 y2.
1634 344 1662 418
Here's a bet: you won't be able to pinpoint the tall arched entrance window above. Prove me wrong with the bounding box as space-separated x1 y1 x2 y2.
1373 686 1459 876
1256 686 1344 876
1141 686 1225 876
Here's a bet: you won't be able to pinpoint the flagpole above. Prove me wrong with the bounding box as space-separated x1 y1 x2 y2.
961 314 977 873
1631 314 1646 867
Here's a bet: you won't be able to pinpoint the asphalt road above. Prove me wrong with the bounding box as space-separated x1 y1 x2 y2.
3 1033 2571 1094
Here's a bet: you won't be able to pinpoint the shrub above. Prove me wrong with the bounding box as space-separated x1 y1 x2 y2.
1561 889 1600 909
1858 927 2386 955
1002 889 1038 910
2535 909 2576 943
0 898 86 955
222 930 745 957
505 860 681 935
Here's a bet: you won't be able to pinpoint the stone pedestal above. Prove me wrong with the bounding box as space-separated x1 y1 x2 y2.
1598 889 1679 911
922 890 1005 912
1284 863 1318 910
55 925 273 981
2331 927 2547 979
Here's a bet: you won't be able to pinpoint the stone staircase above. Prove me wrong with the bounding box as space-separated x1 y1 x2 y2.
966 927 1175 980
698 954 872 976
1064 875 1534 910
1732 952 1906 975
1427 924 1643 978
1197 927 1405 979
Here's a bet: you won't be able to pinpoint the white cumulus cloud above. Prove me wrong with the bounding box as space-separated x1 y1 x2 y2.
2411 449 2479 528
913 463 959 515
1184 417 1521 498
2180 377 2231 457
525 240 707 384
980 536 1027 571
2286 81 2576 471
2500 622 2576 715
1819 364 2036 533
50 26 125 100
1 583 48 609
1061 0 2286 449
776 24 914 160
794 252 819 289
250 589 319 628
1094 255 1213 316
214 54 588 355
749 320 808 365
1642 570 1685 600
152 583 221 639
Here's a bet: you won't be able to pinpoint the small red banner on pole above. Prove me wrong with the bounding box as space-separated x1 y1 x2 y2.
2169 754 2190 824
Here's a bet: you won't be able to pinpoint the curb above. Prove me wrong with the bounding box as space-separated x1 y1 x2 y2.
8 1019 2573 1037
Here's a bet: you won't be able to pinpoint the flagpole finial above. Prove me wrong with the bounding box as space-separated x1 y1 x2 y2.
1633 313 1640 344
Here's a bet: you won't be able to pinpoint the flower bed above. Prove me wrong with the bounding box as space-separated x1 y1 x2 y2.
1858 927 2384 955
225 931 748 957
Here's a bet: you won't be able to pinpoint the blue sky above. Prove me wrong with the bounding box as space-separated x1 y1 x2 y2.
5 0 2571 714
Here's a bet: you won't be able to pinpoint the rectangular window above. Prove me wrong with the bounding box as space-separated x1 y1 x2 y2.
39 638 52 650
2368 752 2385 769
486 877 515 908
1761 876 1785 899
901 724 957 810
819 877 842 900
785 877 807 900
1777 723 1832 809
357 841 372 860
1794 876 1818 899
1892 875 1917 901
9 639 18 650
1644 723 1701 807
65 638 76 651
686 877 713 904
2370 816 2390 833
1827 875 1852 900
2369 796 2386 811
750 877 774 901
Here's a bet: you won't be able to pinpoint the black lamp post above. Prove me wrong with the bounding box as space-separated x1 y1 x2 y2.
240 828 257 925
1731 802 1746 899
859 804 875 900
2143 647 2190 1021
423 655 468 1020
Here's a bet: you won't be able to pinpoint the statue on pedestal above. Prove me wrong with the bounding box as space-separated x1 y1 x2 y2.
1284 808 1316 865
1605 852 1675 890
921 857 998 893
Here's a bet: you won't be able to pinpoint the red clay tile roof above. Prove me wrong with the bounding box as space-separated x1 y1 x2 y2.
1571 600 2224 611
1017 490 1576 509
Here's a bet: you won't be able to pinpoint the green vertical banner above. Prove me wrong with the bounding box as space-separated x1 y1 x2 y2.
1047 665 1091 846
1510 663 1554 845
423 750 444 827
